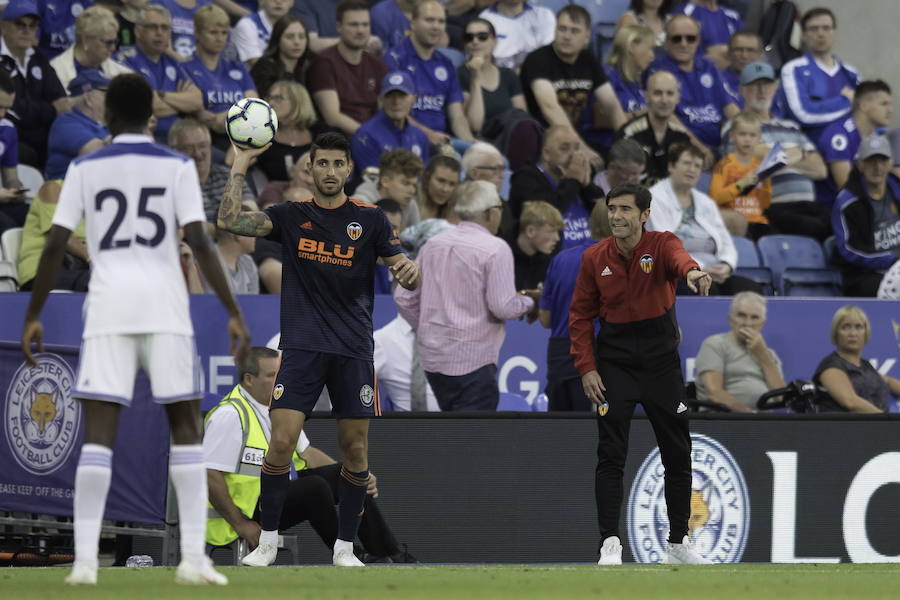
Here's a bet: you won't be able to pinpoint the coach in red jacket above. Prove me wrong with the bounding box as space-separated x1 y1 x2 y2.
569 182 712 566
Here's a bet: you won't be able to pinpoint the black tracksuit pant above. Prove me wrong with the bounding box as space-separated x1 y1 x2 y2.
593 310 692 550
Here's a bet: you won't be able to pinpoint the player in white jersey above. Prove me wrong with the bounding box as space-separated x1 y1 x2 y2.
21 74 251 586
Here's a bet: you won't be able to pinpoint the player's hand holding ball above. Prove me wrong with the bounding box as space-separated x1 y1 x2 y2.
226 98 277 171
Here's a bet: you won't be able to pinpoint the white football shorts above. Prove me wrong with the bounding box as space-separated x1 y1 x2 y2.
73 333 202 405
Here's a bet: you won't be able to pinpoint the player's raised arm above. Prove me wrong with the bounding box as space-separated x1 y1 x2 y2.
217 143 274 236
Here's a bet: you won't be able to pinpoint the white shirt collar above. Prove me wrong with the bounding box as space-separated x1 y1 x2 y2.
1 36 35 76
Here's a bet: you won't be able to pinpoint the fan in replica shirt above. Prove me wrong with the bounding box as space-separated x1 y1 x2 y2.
216 131 420 568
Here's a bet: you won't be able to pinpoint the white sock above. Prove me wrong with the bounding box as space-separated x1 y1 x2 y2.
259 529 278 547
334 539 353 554
73 444 113 569
169 444 207 564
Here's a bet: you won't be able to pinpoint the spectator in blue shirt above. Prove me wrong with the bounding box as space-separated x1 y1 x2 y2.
645 14 738 148
384 0 474 146
37 0 90 60
183 4 257 149
351 70 429 171
153 0 212 59
0 68 26 233
818 80 892 206
778 8 859 146
115 5 202 139
719 29 762 109
370 0 413 52
537 200 610 411
671 0 743 70
46 69 111 180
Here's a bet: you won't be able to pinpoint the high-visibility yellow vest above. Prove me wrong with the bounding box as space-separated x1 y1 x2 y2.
205 385 306 546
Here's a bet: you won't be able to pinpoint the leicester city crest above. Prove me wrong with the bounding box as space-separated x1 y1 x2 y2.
4 354 81 475
626 433 749 563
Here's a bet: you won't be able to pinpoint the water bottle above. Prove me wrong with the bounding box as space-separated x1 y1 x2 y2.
125 555 154 567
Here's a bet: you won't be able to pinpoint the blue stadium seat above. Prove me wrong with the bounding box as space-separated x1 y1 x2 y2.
732 235 760 267
734 266 774 296
757 234 841 295
781 268 842 297
822 235 837 263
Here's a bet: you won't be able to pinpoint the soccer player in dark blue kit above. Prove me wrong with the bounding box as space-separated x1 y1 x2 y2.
217 131 420 567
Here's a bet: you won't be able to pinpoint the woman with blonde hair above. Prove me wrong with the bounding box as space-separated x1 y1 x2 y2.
50 5 132 90
605 24 656 119
813 305 900 413
184 4 257 149
256 79 322 181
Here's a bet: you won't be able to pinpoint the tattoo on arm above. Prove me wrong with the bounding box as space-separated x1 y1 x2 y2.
217 173 272 236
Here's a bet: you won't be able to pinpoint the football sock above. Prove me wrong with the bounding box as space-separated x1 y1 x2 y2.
259 459 291 532
72 443 113 568
169 444 206 563
337 466 369 543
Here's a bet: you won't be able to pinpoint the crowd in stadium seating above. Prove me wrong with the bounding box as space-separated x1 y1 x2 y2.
0 0 897 410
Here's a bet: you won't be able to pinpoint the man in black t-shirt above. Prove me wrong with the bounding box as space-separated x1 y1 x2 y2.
519 4 625 165
217 132 420 568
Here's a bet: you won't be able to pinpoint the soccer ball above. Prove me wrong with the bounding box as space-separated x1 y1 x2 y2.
225 98 278 149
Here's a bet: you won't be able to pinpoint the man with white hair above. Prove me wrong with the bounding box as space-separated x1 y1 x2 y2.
694 291 785 413
461 141 515 240
394 180 539 411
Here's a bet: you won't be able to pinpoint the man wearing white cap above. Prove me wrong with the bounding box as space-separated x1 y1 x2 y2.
832 134 900 296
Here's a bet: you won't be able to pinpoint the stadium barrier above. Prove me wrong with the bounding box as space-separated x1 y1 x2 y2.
0 293 896 412
1 295 898 564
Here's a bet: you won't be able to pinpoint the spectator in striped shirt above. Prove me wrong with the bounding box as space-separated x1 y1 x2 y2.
720 61 830 241
394 180 539 411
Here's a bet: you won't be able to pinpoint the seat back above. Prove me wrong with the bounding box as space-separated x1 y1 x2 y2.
0 260 17 291
1 227 23 266
735 266 774 296
757 234 826 289
781 267 842 297
732 236 760 267
17 164 44 202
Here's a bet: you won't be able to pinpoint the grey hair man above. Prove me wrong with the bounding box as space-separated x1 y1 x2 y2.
694 291 785 412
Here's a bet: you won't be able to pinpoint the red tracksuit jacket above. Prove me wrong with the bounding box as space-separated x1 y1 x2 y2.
569 230 699 375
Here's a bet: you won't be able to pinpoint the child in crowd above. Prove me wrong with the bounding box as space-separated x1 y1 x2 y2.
709 112 773 239
512 200 564 291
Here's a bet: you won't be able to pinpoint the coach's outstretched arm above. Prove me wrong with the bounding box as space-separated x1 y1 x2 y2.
21 225 73 367
184 222 251 365
217 143 274 236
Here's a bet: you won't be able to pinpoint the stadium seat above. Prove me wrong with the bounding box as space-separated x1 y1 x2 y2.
734 266 774 296
16 164 44 202
822 235 836 263
0 260 17 291
497 392 533 411
757 234 841 295
1 227 22 267
780 267 842 297
436 46 465 69
732 235 760 267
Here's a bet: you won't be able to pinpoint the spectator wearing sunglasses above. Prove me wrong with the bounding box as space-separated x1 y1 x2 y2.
671 0 743 71
477 0 555 71
645 14 738 148
50 5 133 93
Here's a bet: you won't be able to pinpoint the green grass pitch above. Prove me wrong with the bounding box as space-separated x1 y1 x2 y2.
3 564 899 599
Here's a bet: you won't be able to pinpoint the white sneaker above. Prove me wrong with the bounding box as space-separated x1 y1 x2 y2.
64 563 97 585
597 536 623 565
667 535 712 564
175 556 229 585
241 542 278 567
333 543 365 567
